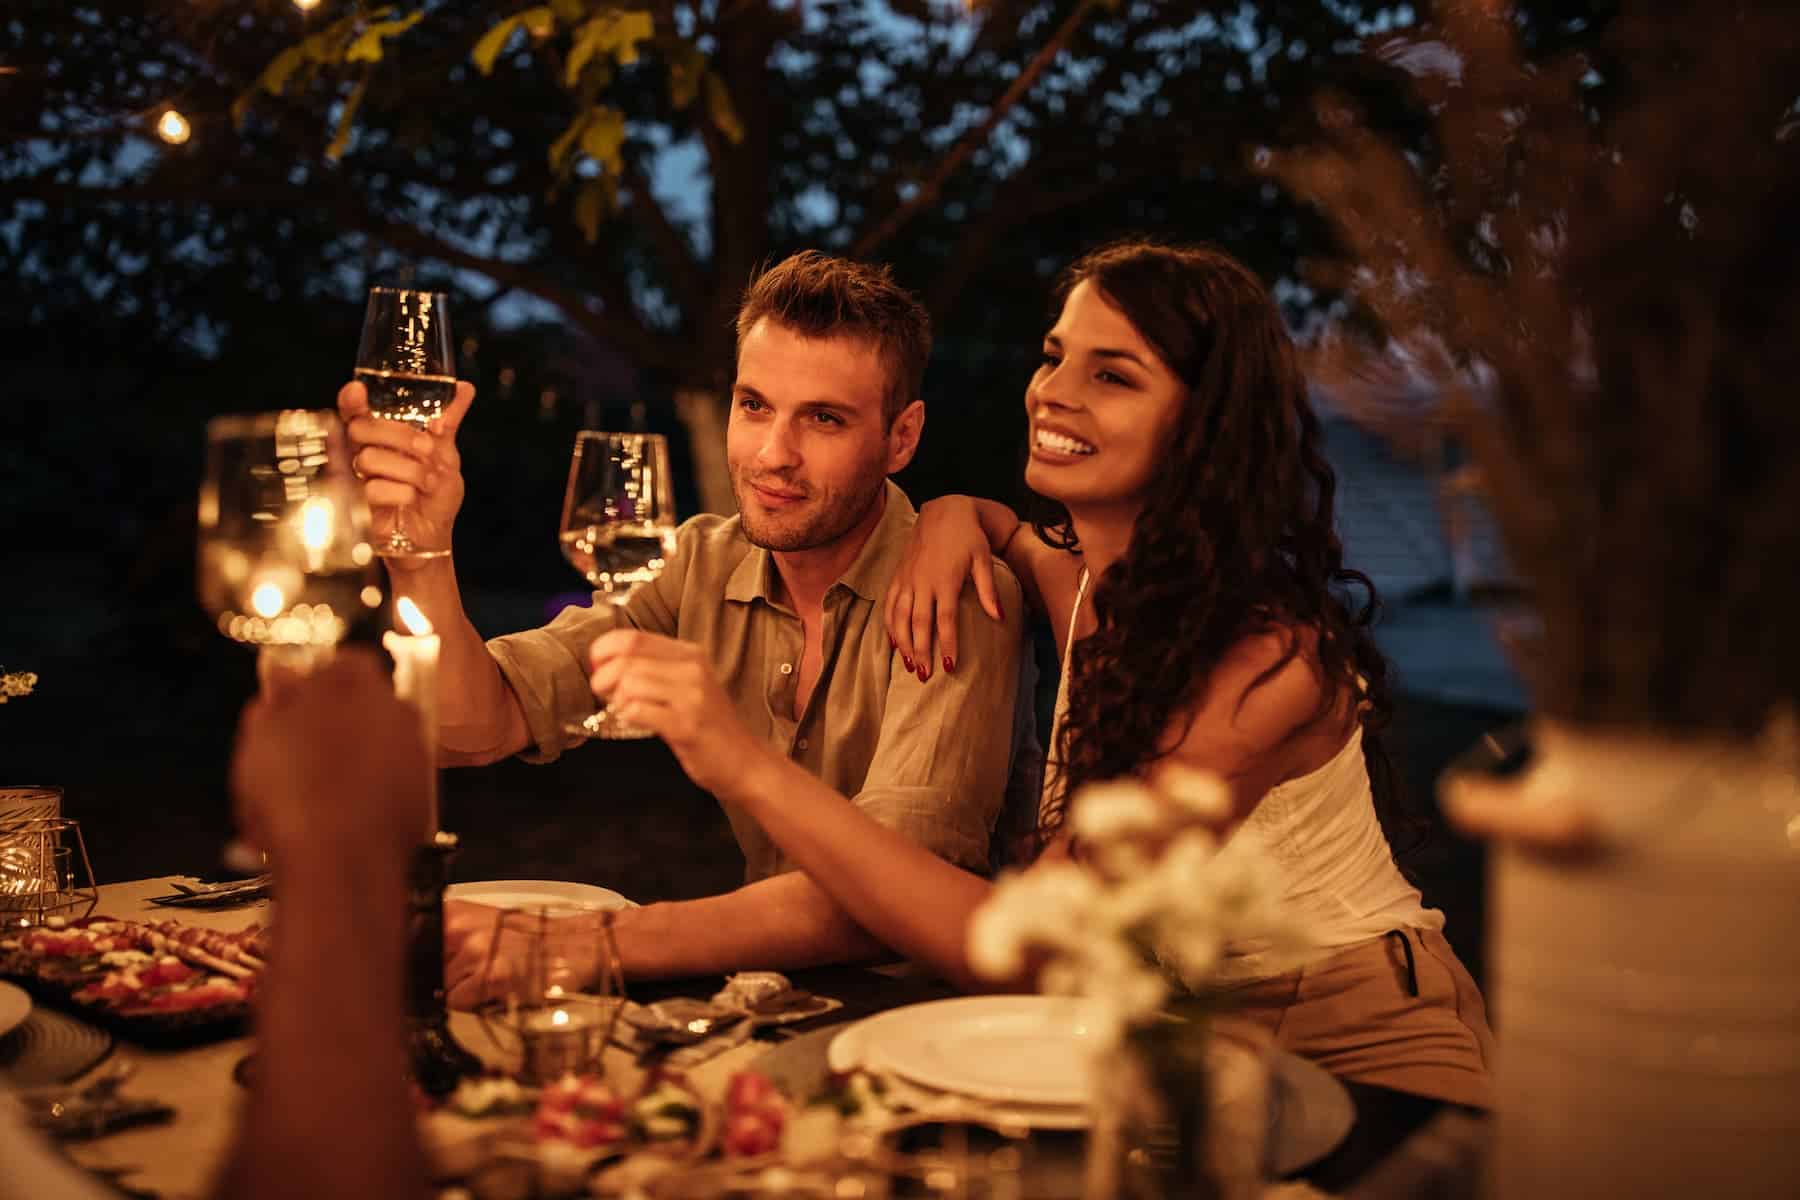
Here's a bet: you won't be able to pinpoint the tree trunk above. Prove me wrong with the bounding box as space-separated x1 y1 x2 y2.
674 385 735 516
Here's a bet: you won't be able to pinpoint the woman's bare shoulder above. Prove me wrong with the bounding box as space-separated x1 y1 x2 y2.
1005 534 1084 632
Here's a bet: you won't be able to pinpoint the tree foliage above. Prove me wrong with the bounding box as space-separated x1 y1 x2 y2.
6 2 1443 364
5 1 1620 514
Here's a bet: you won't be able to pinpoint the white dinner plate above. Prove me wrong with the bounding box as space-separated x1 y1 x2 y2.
445 880 634 912
828 995 1105 1107
0 980 31 1040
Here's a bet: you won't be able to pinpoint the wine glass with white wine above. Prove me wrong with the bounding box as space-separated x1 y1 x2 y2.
197 409 383 678
558 432 677 740
354 286 456 560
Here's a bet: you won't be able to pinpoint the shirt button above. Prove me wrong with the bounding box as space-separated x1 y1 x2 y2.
779 662 794 675
797 737 810 751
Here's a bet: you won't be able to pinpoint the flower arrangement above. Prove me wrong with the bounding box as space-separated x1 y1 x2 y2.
0 669 38 704
967 767 1310 1044
967 769 1310 1199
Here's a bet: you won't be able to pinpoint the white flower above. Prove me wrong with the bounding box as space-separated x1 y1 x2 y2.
1069 779 1164 845
966 864 1103 981
1156 765 1232 822
966 768 1316 1050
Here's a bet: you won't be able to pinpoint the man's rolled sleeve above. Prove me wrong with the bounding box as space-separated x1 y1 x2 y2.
851 566 1026 873
486 603 625 764
484 525 689 763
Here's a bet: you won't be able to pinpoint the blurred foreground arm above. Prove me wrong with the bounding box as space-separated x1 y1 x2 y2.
211 651 429 1200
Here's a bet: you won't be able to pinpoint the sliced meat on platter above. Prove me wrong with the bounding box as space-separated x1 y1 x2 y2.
0 914 261 1028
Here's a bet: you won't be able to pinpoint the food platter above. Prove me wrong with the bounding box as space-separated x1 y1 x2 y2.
0 914 263 1043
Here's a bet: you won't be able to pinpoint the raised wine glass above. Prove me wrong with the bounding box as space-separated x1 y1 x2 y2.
197 409 383 678
558 431 677 740
354 286 455 560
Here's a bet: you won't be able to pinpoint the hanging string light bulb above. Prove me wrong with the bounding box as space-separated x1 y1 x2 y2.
155 108 191 145
293 0 322 11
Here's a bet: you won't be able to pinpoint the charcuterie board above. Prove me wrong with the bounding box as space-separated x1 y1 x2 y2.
0 914 264 1043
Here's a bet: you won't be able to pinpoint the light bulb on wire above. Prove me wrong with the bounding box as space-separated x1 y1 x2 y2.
155 109 190 145
294 0 321 10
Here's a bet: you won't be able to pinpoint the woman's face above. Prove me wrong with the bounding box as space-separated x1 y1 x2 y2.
1023 279 1188 515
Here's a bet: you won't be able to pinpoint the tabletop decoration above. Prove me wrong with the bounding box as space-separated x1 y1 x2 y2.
383 596 484 1094
474 903 628 1088
1257 2 1800 1196
0 817 99 929
968 767 1310 1200
386 595 444 839
419 1066 790 1198
406 832 484 1098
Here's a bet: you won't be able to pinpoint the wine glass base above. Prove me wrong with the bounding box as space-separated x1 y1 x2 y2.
566 711 657 741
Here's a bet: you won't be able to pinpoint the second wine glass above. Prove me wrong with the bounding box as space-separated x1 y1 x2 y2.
558 432 677 741
355 286 456 560
197 409 382 676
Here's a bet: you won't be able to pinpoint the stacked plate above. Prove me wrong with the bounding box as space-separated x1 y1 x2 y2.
824 995 1357 1175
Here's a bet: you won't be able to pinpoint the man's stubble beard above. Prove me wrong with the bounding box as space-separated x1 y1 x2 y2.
734 465 888 553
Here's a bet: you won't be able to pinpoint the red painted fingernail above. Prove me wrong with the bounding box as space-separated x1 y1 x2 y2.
944 656 955 674
903 656 915 672
917 666 929 682
889 635 896 651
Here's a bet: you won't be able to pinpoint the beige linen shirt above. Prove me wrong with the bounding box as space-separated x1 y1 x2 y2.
486 481 1024 882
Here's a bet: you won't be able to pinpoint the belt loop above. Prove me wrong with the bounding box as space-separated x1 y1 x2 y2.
1386 928 1419 998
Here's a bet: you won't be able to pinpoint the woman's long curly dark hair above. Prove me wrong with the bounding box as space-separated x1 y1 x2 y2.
1036 240 1409 845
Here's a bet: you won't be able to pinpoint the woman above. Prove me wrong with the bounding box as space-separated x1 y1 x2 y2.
594 239 1493 1110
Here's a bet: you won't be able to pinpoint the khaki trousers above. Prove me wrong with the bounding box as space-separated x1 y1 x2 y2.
1225 927 1495 1109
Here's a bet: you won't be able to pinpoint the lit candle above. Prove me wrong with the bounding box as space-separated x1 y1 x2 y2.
518 1004 598 1083
384 596 441 839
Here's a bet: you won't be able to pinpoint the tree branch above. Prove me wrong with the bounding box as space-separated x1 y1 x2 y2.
620 152 710 318
849 0 1098 260
3 177 684 368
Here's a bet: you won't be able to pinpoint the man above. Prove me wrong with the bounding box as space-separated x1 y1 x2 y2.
340 252 1023 998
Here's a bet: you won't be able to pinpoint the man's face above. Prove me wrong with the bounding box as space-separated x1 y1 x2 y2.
727 319 904 552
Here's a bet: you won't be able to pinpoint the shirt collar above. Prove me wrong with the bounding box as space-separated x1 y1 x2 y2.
724 479 916 607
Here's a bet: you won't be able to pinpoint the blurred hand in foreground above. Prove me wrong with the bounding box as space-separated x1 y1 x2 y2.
229 648 428 866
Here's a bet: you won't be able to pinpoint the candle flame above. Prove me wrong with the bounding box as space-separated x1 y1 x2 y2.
550 1009 570 1027
396 596 434 636
156 109 190 145
250 581 285 618
299 497 335 551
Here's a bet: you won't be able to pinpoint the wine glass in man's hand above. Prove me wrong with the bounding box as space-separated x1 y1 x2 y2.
354 287 456 560
558 432 678 740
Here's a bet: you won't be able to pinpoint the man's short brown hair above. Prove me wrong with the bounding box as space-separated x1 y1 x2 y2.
735 251 931 427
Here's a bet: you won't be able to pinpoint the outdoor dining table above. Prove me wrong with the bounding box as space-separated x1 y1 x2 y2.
26 878 1477 1200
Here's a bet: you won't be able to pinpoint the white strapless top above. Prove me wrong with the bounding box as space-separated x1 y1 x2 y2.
1041 571 1441 983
